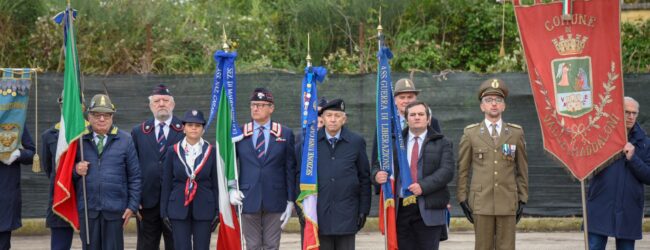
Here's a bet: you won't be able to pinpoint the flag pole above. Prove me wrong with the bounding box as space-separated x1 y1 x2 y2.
66 0 90 244
222 25 246 250
581 179 589 250
376 7 389 250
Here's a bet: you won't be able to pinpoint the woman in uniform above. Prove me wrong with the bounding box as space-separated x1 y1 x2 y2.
160 109 219 250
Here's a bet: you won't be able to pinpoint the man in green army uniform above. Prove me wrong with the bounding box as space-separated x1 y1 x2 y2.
456 78 528 250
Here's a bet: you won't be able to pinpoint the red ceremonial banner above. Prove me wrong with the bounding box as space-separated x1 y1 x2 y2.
513 0 626 180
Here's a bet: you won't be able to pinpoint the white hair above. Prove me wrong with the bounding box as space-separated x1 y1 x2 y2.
148 95 175 103
624 96 639 110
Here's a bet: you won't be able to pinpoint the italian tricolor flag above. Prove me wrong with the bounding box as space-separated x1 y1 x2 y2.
215 86 243 250
52 7 86 231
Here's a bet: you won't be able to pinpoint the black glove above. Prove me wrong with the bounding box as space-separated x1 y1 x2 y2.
296 207 305 227
163 217 173 232
459 201 474 224
357 213 367 230
516 201 525 223
210 215 220 232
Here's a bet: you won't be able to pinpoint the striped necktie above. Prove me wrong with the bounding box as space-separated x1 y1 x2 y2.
158 122 167 153
255 126 266 160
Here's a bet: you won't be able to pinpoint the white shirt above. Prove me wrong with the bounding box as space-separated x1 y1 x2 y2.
181 137 205 169
484 119 503 137
155 116 173 138
407 129 426 166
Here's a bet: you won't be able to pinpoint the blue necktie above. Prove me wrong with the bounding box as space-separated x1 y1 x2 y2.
157 122 167 153
255 126 266 160
329 137 338 149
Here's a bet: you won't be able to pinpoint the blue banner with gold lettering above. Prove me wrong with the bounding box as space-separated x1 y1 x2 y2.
0 68 32 161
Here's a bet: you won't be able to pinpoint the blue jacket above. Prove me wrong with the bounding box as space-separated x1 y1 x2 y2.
0 127 34 232
236 121 296 214
297 127 371 235
587 123 650 240
160 141 219 221
41 125 72 228
73 126 141 218
131 117 185 209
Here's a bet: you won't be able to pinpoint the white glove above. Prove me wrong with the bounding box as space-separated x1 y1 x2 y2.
229 189 244 206
280 201 294 230
0 150 20 165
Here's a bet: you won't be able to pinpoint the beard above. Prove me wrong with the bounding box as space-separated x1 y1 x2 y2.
155 110 171 121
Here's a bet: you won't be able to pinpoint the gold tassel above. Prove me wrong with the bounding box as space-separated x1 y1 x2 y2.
402 195 417 207
32 154 41 173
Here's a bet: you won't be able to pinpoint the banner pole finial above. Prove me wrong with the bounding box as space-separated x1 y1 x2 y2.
222 24 230 52
306 33 312 67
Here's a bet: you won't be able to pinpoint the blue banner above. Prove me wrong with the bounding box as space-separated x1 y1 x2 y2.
376 45 416 205
206 51 243 142
0 69 32 161
299 66 327 189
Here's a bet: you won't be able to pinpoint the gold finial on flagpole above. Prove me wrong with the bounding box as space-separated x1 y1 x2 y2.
222 24 230 52
306 33 312 67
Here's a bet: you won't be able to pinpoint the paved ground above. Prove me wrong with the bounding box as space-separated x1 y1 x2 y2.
9 231 650 249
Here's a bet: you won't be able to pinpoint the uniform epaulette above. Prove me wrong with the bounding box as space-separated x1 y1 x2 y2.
465 123 480 129
110 126 119 135
270 121 282 138
171 121 183 132
507 123 522 129
242 121 283 137
243 122 254 137
141 121 154 134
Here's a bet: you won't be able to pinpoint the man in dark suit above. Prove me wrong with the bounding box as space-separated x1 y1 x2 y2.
234 87 296 250
372 101 455 250
131 84 184 250
297 98 370 250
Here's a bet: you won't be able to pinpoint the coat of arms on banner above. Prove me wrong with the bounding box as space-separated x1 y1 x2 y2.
513 0 627 180
0 69 32 161
552 56 593 117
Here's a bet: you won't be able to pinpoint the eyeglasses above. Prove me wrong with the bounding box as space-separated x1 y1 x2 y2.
482 97 504 104
250 103 273 109
90 112 113 119
625 111 639 117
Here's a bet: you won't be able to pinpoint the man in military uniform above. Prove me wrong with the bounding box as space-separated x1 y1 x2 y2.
456 78 528 250
74 94 141 250
297 99 370 250
233 87 296 250
131 84 184 250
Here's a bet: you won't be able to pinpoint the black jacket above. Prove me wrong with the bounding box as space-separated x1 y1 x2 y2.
298 127 371 235
371 126 454 209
